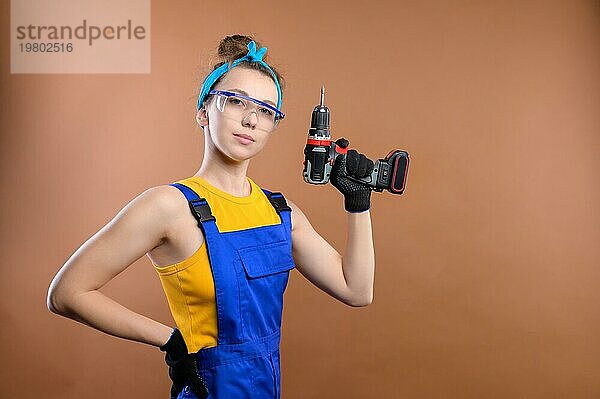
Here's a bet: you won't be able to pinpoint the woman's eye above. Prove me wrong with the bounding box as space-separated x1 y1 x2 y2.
260 108 274 116
229 98 244 106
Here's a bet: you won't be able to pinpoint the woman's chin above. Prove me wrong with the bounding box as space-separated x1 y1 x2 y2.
221 148 255 163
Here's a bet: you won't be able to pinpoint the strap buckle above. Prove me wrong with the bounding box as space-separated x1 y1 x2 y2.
267 192 291 213
189 198 216 224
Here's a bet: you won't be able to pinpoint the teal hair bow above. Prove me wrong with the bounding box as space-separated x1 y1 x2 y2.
243 41 267 62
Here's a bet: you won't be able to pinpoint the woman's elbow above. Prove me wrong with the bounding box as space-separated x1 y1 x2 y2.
347 293 373 307
47 285 66 315
47 275 76 315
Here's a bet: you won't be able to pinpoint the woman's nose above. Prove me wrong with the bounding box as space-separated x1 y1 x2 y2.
242 110 258 128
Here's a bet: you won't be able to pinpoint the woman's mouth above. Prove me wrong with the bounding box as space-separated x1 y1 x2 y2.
233 133 255 144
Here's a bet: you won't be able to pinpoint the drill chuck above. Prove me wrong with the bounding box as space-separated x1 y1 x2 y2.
309 85 330 138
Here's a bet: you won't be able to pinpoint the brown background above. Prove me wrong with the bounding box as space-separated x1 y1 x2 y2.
1 1 599 398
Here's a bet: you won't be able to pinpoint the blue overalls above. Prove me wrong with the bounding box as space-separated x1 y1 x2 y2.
169 182 295 399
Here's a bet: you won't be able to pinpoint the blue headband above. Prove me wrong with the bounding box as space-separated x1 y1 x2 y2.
196 41 283 111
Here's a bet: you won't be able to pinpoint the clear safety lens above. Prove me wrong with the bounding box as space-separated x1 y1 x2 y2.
215 94 279 131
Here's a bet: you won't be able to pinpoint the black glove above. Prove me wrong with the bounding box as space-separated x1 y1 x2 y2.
330 138 374 213
160 327 209 399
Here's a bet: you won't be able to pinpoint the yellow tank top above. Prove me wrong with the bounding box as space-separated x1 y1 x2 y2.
152 175 282 353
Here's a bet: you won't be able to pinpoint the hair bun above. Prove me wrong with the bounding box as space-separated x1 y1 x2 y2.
196 34 285 111
217 34 259 62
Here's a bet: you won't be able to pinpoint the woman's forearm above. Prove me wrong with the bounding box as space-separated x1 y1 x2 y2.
342 209 375 305
53 290 174 348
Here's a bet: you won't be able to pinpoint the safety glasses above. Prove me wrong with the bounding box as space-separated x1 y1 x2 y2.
208 90 285 131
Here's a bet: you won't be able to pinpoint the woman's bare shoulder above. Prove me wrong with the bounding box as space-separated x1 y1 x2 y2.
138 184 193 233
142 183 205 266
144 184 188 212
282 197 312 233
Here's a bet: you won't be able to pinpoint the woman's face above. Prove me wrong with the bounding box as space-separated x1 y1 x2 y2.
197 67 280 163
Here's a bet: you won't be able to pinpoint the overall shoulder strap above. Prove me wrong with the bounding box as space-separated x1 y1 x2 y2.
170 182 216 225
261 188 293 238
261 188 291 214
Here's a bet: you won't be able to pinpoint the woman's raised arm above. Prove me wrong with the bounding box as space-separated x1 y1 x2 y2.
287 198 375 307
47 185 182 348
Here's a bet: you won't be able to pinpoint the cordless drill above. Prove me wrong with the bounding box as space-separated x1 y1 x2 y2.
302 86 410 194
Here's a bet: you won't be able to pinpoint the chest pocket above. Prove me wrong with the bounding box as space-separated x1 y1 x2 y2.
237 240 295 278
234 240 295 339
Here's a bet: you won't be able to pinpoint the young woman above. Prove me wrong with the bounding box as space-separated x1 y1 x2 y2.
47 34 376 399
